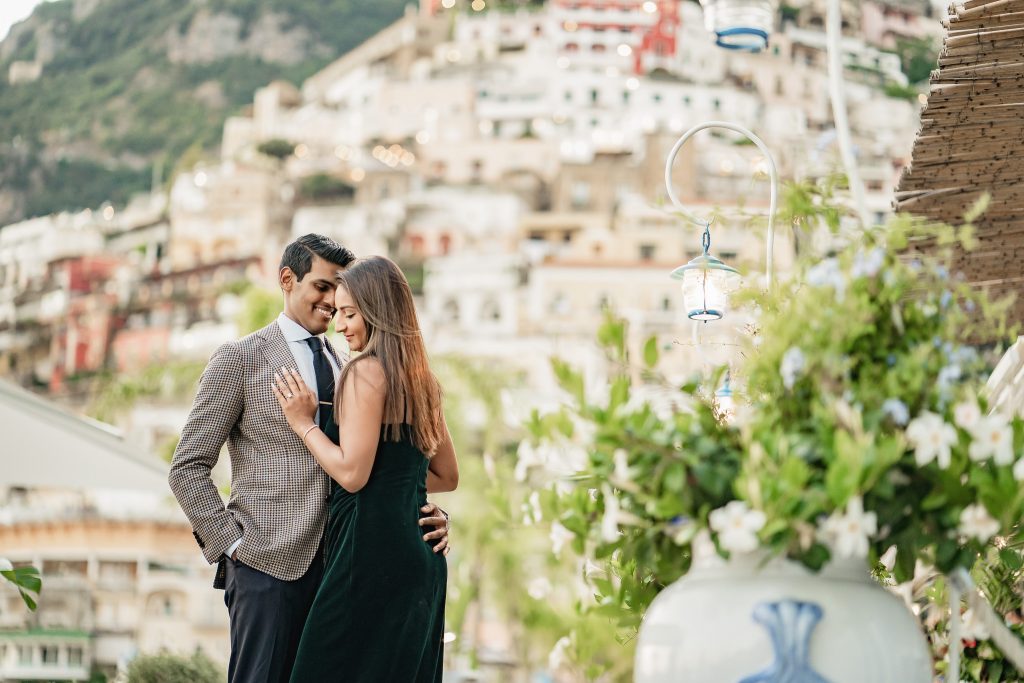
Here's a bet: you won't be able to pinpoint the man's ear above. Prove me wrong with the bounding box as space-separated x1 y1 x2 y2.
280 266 295 292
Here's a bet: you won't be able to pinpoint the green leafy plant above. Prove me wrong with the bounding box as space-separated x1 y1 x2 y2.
256 138 296 160
125 651 222 683
522 211 1021 659
0 559 41 610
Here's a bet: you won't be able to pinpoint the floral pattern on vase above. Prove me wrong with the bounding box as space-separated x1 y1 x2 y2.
738 599 832 683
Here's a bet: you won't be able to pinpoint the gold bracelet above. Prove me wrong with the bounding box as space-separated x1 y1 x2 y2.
301 424 319 443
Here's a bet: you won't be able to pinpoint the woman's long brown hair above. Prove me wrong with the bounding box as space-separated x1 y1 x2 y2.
334 256 444 455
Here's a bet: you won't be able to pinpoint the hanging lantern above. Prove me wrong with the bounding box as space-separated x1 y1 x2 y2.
671 225 741 322
698 0 778 52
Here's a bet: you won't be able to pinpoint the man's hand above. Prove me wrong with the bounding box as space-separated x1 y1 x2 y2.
419 502 450 556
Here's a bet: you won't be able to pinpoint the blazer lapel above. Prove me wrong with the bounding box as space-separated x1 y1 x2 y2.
323 337 347 369
257 321 297 377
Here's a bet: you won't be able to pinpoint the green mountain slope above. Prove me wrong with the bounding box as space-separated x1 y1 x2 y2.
0 0 408 224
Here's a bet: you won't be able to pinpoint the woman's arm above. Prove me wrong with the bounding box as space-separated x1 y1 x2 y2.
426 413 458 493
274 362 386 493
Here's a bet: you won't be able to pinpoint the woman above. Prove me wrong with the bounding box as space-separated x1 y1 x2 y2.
273 255 459 682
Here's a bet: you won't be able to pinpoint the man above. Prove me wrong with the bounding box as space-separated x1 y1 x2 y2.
169 234 450 683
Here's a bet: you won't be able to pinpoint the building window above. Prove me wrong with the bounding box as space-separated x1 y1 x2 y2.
592 43 607 53
18 645 33 665
481 299 502 322
597 293 611 310
68 647 84 666
639 244 656 261
442 300 460 323
652 93 662 103
622 91 630 103
570 181 591 209
661 296 672 311
550 293 569 315
589 89 599 103
42 646 59 665
564 90 573 102
713 98 721 111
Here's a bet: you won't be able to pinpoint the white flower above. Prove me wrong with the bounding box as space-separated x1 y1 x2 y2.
709 501 766 554
881 399 910 426
968 413 1014 465
905 411 958 468
691 529 725 569
879 545 897 572
515 439 589 482
612 449 633 483
548 442 589 477
527 576 552 600
851 247 885 279
549 522 575 557
0 558 11 572
806 257 846 300
953 400 982 431
522 491 543 525
959 504 999 543
961 608 991 641
780 347 806 390
1014 457 1024 482
548 636 572 671
514 441 545 482
600 486 622 543
583 558 606 581
819 496 877 559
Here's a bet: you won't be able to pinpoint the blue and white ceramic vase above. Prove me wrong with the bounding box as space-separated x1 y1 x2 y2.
634 552 932 682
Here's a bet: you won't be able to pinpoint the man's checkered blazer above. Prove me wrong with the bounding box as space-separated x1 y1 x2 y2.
169 320 344 582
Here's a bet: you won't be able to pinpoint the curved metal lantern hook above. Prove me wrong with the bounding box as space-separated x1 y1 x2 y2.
664 121 778 289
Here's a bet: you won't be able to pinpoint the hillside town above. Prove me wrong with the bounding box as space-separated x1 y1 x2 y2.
0 0 947 680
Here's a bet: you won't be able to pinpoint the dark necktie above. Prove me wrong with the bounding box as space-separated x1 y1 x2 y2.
304 337 335 430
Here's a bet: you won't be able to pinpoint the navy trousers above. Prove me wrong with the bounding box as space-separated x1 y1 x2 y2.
224 550 323 683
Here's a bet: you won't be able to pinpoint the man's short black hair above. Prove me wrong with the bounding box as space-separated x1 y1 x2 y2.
280 234 355 280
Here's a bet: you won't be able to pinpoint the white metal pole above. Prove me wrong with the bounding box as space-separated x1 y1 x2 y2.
664 121 778 289
826 0 872 227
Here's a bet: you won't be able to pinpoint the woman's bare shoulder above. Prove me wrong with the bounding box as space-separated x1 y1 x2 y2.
347 356 387 391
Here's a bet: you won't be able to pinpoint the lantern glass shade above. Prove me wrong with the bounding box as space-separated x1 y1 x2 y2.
698 0 777 52
672 255 741 322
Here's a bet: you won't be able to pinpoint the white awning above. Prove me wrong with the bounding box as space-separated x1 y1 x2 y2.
0 379 169 494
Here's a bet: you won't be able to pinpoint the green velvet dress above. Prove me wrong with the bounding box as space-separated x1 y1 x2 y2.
290 423 447 682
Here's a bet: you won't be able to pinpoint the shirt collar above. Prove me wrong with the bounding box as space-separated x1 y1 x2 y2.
276 312 319 343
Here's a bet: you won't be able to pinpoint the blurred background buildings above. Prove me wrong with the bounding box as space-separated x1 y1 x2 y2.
0 0 943 680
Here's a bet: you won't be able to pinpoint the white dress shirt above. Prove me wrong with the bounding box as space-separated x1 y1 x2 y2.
227 313 341 559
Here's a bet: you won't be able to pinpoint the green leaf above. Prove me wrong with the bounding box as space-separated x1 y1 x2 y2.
1000 548 1024 571
825 431 862 507
2 567 41 611
920 490 947 511
642 336 659 368
894 539 917 583
551 358 585 406
608 376 630 412
597 317 627 360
